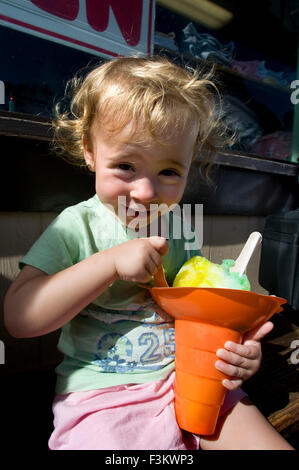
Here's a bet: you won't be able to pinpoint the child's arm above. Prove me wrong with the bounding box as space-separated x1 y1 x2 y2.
4 237 168 339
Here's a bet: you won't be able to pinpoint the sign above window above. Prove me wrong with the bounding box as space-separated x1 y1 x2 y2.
0 0 155 58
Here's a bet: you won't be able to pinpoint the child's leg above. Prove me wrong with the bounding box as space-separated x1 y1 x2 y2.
200 397 294 450
48 371 200 450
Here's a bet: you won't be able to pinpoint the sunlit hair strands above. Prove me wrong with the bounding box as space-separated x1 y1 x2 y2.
52 56 227 172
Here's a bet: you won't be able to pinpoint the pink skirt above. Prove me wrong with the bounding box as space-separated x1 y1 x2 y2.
48 371 247 450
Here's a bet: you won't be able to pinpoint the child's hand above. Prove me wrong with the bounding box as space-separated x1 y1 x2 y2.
215 321 274 391
112 237 168 283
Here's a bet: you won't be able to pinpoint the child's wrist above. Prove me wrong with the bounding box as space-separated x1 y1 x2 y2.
103 246 120 281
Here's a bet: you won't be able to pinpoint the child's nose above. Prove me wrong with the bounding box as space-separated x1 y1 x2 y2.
130 177 158 203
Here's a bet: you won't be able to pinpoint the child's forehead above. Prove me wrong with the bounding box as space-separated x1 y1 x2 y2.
89 80 200 141
90 115 199 147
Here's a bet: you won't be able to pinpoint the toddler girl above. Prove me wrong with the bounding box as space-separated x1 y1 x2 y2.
4 57 293 450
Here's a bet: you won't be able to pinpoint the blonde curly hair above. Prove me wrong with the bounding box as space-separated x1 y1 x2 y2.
52 56 226 171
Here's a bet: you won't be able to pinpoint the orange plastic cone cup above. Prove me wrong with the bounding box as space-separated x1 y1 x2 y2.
149 286 286 435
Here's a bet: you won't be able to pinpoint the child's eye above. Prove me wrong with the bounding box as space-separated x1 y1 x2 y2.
118 163 133 171
160 169 180 177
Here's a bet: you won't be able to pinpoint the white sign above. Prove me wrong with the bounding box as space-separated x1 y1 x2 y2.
0 0 155 58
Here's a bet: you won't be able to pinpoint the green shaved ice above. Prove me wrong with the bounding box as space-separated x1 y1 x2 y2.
221 259 251 291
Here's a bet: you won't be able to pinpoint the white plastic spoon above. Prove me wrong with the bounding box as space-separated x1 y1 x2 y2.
229 231 262 276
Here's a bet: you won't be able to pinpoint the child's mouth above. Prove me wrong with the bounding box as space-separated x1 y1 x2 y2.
126 207 151 219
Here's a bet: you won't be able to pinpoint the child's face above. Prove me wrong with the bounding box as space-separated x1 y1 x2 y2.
84 122 197 226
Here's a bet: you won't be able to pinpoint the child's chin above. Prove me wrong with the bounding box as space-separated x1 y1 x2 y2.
125 213 161 232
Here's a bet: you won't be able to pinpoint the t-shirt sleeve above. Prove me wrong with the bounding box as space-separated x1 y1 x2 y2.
19 209 81 275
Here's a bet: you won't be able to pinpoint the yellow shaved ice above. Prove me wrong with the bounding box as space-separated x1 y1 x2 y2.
173 256 250 291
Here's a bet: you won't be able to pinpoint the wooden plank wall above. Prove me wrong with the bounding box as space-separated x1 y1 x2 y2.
0 212 61 376
195 214 267 295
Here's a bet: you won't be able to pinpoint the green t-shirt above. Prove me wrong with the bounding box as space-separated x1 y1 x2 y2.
19 194 201 394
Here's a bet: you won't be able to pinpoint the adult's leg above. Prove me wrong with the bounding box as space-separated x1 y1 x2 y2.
200 397 294 450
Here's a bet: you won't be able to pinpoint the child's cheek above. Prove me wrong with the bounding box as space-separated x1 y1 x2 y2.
165 182 186 204
97 176 127 201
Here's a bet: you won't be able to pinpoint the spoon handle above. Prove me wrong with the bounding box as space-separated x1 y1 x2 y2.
229 232 262 276
154 264 169 287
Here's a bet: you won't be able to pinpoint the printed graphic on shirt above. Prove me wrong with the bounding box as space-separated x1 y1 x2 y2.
93 322 175 373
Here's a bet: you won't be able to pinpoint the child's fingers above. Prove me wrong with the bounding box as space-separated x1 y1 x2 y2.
215 358 250 378
243 321 274 342
149 252 162 273
222 379 243 391
215 358 257 385
222 341 260 359
145 258 161 278
148 236 168 255
216 348 250 368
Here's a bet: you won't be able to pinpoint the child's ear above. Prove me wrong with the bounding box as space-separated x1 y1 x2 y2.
82 135 95 170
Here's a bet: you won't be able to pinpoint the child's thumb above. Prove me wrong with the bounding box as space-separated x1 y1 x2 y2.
148 236 168 255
